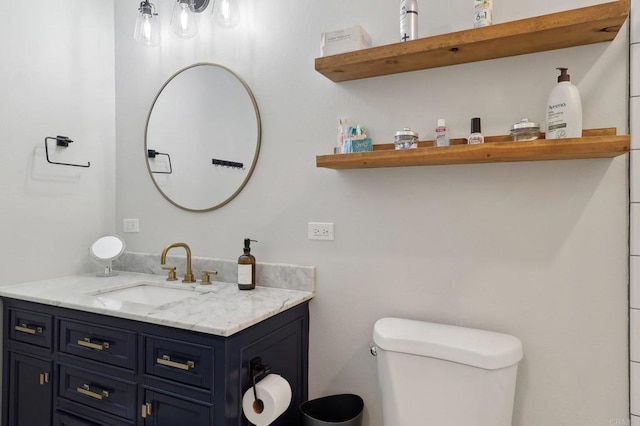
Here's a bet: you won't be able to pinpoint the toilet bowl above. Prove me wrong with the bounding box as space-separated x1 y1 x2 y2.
372 317 523 426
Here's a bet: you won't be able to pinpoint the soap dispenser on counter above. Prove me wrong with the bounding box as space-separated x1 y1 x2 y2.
238 238 257 290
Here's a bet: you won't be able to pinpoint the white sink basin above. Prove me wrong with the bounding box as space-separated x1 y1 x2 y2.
94 283 204 306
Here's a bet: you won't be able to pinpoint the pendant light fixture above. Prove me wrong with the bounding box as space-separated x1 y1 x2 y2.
133 1 160 47
171 0 210 39
171 0 197 38
212 0 239 28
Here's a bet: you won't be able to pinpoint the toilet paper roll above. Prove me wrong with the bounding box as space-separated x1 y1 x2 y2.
242 374 292 426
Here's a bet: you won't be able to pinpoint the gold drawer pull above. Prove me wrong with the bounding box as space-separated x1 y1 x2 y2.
39 372 49 385
15 324 43 335
77 384 109 400
141 402 152 418
77 337 110 351
156 355 195 371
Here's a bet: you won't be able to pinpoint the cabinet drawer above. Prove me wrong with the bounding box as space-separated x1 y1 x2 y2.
55 410 133 426
9 308 53 349
55 412 102 426
59 319 136 370
58 364 137 421
144 335 213 390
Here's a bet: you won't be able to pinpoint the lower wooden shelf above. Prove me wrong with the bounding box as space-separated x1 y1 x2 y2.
315 128 629 169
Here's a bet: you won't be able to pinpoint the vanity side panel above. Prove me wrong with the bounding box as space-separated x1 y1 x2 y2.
222 302 309 426
2 300 7 426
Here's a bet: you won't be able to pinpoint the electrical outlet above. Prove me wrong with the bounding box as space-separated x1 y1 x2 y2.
123 218 139 233
308 222 334 240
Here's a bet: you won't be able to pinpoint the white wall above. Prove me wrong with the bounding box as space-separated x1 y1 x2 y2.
114 1 629 425
0 0 116 283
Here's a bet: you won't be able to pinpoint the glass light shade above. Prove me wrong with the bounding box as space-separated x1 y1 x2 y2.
171 0 198 39
133 2 161 47
212 0 239 28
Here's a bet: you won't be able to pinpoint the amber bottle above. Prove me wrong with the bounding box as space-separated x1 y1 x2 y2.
238 238 257 290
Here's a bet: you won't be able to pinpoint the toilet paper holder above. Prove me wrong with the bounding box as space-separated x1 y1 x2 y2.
250 357 271 403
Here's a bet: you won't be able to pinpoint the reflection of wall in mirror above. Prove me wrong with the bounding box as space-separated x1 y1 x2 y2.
147 65 259 211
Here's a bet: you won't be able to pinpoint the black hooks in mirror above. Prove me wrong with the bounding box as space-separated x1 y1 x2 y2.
212 158 244 170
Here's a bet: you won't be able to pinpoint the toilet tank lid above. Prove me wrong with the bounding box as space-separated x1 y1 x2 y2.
373 318 523 370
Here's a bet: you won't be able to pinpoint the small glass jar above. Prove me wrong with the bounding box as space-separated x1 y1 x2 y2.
510 118 540 142
394 128 419 150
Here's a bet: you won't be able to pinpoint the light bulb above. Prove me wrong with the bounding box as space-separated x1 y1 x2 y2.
212 0 239 28
133 1 160 47
171 0 198 39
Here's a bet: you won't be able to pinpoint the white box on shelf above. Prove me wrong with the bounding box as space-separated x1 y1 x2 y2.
321 25 371 57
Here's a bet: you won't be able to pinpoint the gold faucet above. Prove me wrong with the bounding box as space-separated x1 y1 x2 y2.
160 242 196 283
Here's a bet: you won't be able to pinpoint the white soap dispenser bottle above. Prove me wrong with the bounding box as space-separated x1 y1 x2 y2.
546 67 582 139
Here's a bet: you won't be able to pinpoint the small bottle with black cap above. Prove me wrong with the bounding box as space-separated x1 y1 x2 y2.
238 238 257 290
468 117 484 144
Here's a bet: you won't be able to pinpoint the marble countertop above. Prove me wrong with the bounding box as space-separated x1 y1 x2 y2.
0 272 313 337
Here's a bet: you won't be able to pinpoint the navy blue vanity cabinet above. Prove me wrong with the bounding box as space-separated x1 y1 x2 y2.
141 389 211 425
6 352 53 426
3 306 54 426
1 298 309 426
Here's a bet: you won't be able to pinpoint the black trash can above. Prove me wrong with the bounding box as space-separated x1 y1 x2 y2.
300 394 363 426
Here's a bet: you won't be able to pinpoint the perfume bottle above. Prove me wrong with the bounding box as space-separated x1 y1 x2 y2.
468 117 484 144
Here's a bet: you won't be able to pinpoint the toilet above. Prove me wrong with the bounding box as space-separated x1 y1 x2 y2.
372 317 523 426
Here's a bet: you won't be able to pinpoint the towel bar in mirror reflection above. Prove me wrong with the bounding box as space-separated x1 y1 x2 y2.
148 149 173 174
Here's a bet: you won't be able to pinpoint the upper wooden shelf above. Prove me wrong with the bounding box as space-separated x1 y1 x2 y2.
315 0 629 82
315 129 629 169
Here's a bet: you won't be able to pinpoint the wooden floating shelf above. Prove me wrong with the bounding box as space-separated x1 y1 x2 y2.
315 0 629 82
315 129 629 169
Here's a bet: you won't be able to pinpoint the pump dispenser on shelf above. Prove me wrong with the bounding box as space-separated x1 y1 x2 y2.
238 238 257 290
546 67 582 139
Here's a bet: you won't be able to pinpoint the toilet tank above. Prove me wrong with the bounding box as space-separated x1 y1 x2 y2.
373 318 523 426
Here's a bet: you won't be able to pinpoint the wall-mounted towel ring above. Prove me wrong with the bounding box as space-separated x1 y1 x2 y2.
148 149 172 174
212 158 244 170
44 136 90 168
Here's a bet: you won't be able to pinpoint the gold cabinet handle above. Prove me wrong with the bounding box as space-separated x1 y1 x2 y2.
141 402 152 418
77 337 110 350
39 372 49 385
156 355 195 371
15 323 43 335
77 384 109 400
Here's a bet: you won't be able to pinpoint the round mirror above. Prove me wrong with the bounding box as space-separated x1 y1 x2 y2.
145 63 261 212
89 235 126 277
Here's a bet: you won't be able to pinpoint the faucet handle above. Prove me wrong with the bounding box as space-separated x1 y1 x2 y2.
201 269 218 285
161 266 178 281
